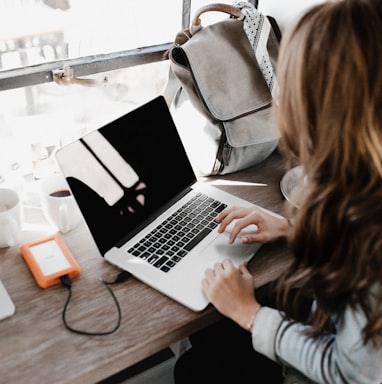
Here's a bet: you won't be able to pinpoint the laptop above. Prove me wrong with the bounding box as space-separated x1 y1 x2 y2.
55 96 263 311
0 278 15 320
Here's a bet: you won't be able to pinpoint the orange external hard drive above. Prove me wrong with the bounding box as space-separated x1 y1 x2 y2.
21 234 81 288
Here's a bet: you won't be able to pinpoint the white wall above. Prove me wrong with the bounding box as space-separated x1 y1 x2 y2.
258 0 326 31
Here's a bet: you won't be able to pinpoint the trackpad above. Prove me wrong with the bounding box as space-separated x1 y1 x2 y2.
199 232 261 266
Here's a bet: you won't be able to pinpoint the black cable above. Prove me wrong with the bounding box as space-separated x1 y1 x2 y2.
102 270 132 285
60 271 131 336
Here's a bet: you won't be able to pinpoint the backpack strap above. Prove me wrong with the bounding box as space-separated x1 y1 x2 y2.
234 1 280 101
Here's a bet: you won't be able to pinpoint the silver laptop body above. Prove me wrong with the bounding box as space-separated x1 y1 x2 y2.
56 96 261 311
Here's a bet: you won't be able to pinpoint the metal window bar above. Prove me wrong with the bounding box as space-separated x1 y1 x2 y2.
0 0 258 92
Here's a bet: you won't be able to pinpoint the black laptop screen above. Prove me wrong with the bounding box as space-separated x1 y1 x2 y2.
56 96 197 255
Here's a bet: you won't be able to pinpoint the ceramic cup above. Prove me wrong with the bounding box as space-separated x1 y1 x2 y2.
0 188 21 247
39 175 82 233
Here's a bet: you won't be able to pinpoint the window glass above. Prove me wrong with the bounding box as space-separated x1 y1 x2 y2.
0 0 234 71
1 0 184 70
0 60 169 185
0 0 237 189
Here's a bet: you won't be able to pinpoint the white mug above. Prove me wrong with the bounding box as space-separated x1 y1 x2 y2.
0 188 21 248
39 175 82 233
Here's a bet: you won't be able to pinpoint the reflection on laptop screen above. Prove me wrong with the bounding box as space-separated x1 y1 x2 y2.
56 96 196 255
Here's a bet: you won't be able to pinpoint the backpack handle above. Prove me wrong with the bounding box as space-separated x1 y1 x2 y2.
191 3 242 32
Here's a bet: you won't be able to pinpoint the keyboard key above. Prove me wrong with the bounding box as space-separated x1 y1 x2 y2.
127 193 226 272
184 227 212 252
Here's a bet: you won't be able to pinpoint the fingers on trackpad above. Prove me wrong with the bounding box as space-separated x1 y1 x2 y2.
225 220 258 237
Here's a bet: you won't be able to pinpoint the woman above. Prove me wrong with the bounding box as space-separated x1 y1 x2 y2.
174 0 382 383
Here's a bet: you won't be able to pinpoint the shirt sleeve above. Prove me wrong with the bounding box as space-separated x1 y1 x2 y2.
251 304 382 383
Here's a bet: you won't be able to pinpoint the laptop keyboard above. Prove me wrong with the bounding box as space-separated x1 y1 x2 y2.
128 193 227 272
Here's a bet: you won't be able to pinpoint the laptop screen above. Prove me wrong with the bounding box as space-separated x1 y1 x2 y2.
56 96 196 255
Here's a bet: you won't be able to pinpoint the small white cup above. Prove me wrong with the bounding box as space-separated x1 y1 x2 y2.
39 175 82 233
0 188 21 248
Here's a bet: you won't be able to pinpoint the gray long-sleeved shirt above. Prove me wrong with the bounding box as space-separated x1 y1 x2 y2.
252 294 382 383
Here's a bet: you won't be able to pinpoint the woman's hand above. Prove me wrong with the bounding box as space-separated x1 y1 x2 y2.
202 259 261 331
216 206 290 245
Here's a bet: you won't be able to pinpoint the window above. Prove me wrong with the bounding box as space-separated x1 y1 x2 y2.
0 0 257 186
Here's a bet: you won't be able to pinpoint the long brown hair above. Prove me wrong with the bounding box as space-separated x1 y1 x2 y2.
275 0 382 345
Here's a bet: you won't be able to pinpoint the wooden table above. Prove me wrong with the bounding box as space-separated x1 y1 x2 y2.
0 150 292 384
